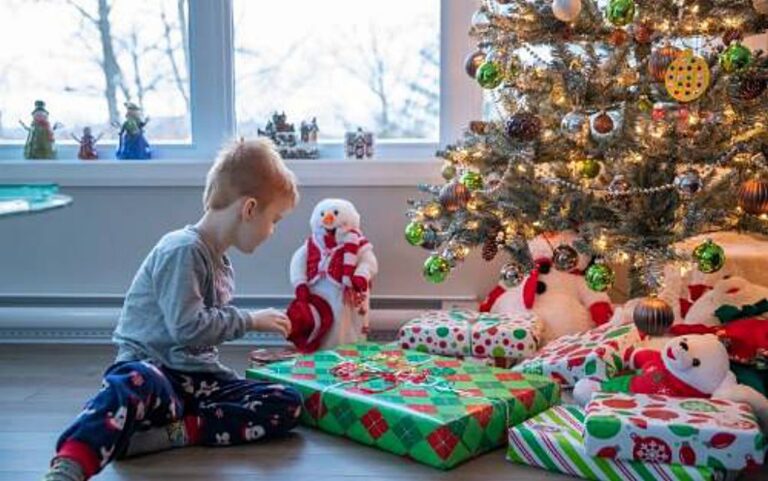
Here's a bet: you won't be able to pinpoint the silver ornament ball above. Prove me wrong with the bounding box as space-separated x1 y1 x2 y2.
552 244 579 271
561 110 589 142
552 0 582 22
500 261 526 287
674 170 702 197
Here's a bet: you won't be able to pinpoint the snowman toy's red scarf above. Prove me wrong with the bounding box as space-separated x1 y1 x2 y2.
306 228 370 288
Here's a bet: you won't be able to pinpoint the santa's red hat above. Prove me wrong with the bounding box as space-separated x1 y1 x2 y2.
287 293 333 353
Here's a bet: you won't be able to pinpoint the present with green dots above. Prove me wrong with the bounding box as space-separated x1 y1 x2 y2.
397 309 543 366
583 392 766 472
246 343 560 469
513 322 640 387
507 404 734 481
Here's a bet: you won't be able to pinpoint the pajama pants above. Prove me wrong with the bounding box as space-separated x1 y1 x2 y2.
55 360 302 477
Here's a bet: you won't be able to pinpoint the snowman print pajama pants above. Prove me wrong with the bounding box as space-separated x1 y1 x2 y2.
55 360 302 477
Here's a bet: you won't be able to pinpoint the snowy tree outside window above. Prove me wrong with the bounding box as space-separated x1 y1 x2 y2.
0 0 190 143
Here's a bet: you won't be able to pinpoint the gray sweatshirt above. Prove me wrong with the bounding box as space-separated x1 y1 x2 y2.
113 226 251 379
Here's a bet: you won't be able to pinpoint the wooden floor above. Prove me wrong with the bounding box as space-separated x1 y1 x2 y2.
1 345 765 481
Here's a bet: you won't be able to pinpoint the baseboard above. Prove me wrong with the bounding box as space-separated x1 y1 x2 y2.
0 295 477 344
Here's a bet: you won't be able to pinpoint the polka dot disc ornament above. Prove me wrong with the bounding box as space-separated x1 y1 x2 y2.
664 50 711 103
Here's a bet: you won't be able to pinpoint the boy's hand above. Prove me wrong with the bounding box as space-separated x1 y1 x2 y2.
249 309 291 337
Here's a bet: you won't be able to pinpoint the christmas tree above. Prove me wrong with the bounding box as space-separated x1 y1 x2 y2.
407 0 768 302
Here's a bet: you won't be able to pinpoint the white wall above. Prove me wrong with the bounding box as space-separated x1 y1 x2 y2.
0 185 502 300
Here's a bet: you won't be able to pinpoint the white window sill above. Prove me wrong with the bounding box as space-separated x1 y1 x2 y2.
0 158 444 187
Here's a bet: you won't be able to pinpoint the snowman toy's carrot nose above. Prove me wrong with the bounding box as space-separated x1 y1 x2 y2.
322 212 336 226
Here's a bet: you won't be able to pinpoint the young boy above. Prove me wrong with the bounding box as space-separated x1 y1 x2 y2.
44 139 302 481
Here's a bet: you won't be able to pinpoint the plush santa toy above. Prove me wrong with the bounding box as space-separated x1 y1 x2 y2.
287 199 378 352
574 334 768 430
479 231 614 343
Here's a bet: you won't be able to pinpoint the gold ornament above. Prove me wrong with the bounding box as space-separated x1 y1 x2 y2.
739 179 768 215
664 50 710 103
649 46 680 82
633 297 674 336
439 181 471 212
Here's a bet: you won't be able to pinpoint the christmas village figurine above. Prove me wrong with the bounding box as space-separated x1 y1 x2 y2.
345 127 374 159
257 111 319 159
287 199 378 352
71 127 102 160
19 100 61 160
115 102 151 160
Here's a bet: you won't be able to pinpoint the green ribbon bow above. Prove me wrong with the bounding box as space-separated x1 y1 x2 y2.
715 298 768 323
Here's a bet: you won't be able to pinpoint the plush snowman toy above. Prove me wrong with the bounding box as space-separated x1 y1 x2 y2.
288 199 378 352
479 231 613 344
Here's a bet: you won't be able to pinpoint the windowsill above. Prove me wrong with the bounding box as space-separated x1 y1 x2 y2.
0 158 444 187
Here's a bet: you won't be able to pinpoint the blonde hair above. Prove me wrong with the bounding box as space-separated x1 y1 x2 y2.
204 138 299 211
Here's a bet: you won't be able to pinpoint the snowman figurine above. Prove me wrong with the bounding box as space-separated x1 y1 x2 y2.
479 231 614 344
288 199 378 352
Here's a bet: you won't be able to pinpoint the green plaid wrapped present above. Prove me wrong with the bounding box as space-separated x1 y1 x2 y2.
398 309 542 367
246 343 560 469
508 405 734 481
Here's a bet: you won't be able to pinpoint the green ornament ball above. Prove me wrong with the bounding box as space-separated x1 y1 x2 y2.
606 0 635 26
475 60 504 89
585 263 615 292
693 239 725 274
423 255 451 284
460 171 484 191
441 163 457 180
579 159 601 179
404 221 426 246
720 43 752 73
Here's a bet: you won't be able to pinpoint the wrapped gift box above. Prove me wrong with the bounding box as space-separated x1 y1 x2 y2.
508 405 732 481
397 309 542 366
246 343 560 469
584 392 767 471
513 322 640 387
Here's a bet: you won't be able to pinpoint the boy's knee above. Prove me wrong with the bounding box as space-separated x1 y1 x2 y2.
106 361 172 395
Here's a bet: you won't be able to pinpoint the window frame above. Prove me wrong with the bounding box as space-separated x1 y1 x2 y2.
0 0 482 183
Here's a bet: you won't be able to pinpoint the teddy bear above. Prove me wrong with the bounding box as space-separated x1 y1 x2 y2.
479 231 614 344
573 334 768 430
287 199 378 352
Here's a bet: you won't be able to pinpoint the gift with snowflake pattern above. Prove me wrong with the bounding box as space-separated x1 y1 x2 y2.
513 322 640 387
583 392 767 471
397 309 543 367
507 405 733 481
246 343 560 469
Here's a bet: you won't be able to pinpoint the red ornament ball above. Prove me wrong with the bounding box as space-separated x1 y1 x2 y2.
592 112 615 134
633 23 653 44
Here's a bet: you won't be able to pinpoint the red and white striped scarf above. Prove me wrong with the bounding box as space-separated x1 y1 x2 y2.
306 228 370 287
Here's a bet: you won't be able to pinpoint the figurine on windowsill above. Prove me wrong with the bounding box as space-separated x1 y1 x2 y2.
71 127 102 160
345 127 374 159
257 112 319 159
115 102 151 160
19 100 61 160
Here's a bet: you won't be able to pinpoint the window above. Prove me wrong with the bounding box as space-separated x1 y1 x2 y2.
233 0 440 141
0 0 190 144
0 0 479 162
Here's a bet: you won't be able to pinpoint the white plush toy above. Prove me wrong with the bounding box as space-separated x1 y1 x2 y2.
574 334 768 431
287 199 378 352
479 231 614 343
614 263 739 327
684 276 768 327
